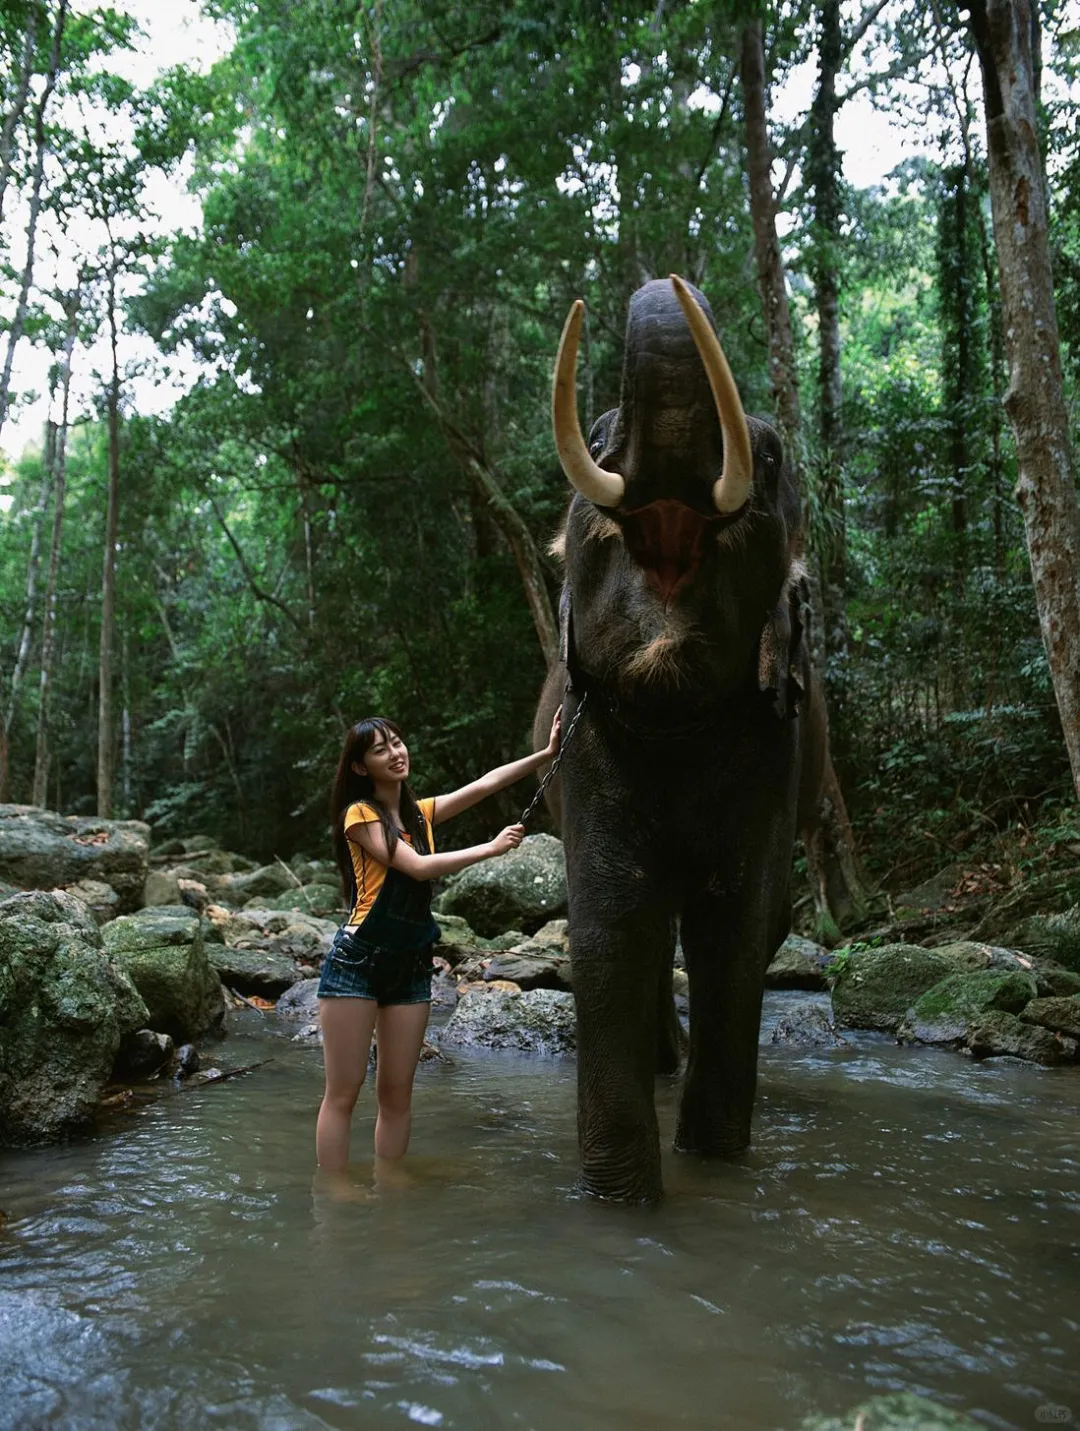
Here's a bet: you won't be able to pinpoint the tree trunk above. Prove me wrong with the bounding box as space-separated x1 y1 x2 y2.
969 0 1080 801
0 0 40 223
0 0 67 438
32 288 79 807
1 422 53 798
807 0 850 739
97 261 120 818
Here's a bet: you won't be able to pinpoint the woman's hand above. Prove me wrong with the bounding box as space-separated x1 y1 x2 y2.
488 824 526 858
545 706 562 759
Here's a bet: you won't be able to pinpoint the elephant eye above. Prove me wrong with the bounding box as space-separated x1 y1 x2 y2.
589 437 604 457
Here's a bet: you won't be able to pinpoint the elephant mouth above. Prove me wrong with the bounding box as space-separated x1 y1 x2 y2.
620 499 717 603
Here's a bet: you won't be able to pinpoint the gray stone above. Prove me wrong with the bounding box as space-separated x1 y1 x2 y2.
434 833 566 938
965 1010 1078 1065
62 878 120 926
765 935 834 990
531 918 569 951
225 863 298 900
830 944 959 1031
209 945 307 997
439 988 576 1054
0 804 150 912
276 978 321 1021
768 1001 847 1047
897 970 1038 1048
103 906 224 1043
143 870 182 907
484 944 572 991
0 890 149 1145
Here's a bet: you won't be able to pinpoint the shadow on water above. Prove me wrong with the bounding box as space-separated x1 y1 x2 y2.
1 1000 1078 1431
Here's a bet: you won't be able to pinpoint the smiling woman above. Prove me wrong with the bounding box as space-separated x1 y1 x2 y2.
313 709 562 1176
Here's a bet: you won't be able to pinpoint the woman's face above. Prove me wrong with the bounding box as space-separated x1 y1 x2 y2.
355 728 409 784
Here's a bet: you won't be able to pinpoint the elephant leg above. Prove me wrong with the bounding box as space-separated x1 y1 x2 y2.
572 903 672 1203
674 896 769 1158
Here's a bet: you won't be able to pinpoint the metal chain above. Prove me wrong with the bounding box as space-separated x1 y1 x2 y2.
518 690 588 826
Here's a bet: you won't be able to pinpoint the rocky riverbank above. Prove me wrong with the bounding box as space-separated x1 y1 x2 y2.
2 803 1079 1147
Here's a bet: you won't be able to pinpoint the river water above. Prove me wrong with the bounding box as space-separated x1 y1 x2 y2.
1 995 1078 1431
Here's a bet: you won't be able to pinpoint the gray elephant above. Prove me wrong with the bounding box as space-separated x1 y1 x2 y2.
535 275 822 1203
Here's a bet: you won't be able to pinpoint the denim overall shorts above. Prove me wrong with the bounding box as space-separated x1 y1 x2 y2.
317 861 440 1006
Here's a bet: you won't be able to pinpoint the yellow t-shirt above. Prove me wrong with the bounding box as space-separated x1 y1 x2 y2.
344 798 436 927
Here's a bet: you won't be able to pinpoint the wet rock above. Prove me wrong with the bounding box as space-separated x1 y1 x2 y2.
103 907 225 1043
0 804 150 913
768 1001 847 1047
483 944 572 991
62 878 120 926
172 1043 200 1077
439 988 576 1054
276 978 320 1021
1006 905 1080 972
0 890 149 1145
434 833 566 938
765 935 834 990
798 1390 983 1430
965 1010 1078 1065
1020 993 1080 1040
208 945 308 998
142 870 182 907
830 944 959 1032
114 1028 173 1078
897 970 1038 1048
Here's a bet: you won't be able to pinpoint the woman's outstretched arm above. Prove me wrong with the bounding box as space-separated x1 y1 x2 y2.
432 709 561 825
349 819 524 881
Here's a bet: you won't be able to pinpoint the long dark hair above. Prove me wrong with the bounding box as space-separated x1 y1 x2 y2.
329 717 431 898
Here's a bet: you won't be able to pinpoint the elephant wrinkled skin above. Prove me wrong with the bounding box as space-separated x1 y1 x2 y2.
535 275 819 1203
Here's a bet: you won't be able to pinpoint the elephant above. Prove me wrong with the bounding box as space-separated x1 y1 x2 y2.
534 274 822 1203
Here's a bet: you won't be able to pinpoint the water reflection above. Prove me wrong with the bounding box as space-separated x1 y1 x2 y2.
1 1005 1079 1430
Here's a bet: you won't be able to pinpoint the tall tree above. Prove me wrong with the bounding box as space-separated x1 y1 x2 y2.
96 242 121 817
967 0 1080 800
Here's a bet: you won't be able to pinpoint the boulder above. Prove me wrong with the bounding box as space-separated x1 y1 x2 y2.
439 988 576 1054
897 970 1038 1047
208 945 309 998
62 878 120 925
531 918 569 951
434 833 566 938
0 890 149 1145
1006 906 1080 972
799 1391 982 1431
965 1010 1078 1065
142 870 183 907
483 942 572 992
1020 994 1080 1040
225 863 297 901
768 1001 847 1047
0 804 150 912
830 944 959 1031
102 906 224 1043
765 935 834 990
275 978 321 1041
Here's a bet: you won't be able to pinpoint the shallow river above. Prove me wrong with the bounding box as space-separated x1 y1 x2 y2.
1 995 1078 1431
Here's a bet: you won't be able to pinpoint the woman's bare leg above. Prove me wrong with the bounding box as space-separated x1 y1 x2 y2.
316 997 378 1171
373 1002 430 1159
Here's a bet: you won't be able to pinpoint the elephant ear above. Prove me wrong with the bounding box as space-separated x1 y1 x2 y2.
758 572 810 720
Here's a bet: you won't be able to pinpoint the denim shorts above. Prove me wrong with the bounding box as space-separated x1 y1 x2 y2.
317 927 435 1006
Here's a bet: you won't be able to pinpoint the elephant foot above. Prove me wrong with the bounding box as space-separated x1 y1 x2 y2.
580 1170 664 1205
580 1143 663 1204
673 1119 751 1160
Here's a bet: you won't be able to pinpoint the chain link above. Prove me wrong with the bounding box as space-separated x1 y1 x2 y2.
519 690 588 826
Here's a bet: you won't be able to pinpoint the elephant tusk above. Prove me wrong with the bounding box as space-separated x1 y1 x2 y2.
670 274 752 515
552 300 625 509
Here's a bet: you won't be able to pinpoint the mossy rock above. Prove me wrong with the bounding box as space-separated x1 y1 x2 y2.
242 883 343 918
1005 905 1080 972
830 944 958 1031
966 1009 1078 1064
434 833 566 938
898 969 1038 1046
1020 993 1080 1040
103 906 224 1042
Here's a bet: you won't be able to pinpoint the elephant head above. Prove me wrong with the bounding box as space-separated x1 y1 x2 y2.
551 275 805 712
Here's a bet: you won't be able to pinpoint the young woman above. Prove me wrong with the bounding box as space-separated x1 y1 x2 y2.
316 711 561 1172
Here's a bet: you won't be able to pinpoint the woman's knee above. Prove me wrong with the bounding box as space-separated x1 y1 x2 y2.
323 1077 364 1113
375 1078 413 1118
